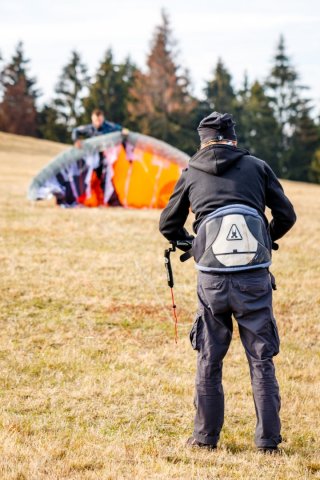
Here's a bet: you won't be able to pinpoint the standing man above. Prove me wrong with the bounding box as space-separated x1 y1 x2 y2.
159 112 296 453
72 109 125 206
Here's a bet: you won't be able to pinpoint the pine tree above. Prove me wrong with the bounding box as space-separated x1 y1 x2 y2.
233 71 251 147
0 41 39 136
82 49 136 126
310 145 320 183
266 36 301 132
265 35 319 179
236 81 281 173
37 104 69 143
287 105 319 181
204 59 236 114
53 50 89 134
128 10 197 153
0 50 4 99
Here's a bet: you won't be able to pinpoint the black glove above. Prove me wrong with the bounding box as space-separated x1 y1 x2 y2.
175 237 194 252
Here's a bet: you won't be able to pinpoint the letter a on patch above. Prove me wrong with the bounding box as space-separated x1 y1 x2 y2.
227 224 242 241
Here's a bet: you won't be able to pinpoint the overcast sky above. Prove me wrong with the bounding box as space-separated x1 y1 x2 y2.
1 0 320 112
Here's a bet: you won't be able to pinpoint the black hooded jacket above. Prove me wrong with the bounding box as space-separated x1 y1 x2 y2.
159 144 296 244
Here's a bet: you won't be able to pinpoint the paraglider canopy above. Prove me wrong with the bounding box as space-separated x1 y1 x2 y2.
28 131 189 208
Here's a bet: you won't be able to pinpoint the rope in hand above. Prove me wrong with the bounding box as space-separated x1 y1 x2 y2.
170 287 178 344
164 243 178 344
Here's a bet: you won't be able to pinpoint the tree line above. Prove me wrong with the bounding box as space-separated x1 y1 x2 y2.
0 11 319 183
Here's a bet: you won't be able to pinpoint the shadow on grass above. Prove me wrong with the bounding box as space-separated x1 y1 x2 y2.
223 443 250 454
164 455 216 466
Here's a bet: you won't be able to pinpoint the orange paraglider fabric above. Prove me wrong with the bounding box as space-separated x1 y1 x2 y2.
31 134 188 209
112 145 181 208
78 171 104 207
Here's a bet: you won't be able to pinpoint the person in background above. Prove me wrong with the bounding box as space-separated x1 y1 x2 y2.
72 108 126 206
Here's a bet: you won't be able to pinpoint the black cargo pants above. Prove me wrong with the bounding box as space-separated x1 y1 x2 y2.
190 268 282 448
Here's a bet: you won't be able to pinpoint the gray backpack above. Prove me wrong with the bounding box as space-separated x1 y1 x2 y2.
192 204 272 272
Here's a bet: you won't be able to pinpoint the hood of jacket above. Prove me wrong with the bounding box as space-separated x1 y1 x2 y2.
189 144 250 175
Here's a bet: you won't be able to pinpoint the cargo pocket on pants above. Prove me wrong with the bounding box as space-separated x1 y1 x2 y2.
270 316 280 356
189 314 203 351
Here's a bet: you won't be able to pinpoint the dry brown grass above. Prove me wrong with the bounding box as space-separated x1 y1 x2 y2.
0 132 319 479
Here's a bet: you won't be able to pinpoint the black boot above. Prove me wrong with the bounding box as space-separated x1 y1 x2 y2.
186 437 217 451
257 446 280 454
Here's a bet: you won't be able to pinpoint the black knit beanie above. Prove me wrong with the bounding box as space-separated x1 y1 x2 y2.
197 111 237 143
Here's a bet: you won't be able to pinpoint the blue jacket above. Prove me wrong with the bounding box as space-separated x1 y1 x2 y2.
71 120 122 142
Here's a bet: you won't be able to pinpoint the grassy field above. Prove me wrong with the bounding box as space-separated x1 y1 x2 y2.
0 132 319 480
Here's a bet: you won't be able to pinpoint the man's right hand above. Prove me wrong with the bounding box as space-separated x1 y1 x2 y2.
74 139 83 149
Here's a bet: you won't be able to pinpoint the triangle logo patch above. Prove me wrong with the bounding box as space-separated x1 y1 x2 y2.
227 224 243 241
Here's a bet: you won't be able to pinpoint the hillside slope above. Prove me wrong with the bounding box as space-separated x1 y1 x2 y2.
0 132 67 206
